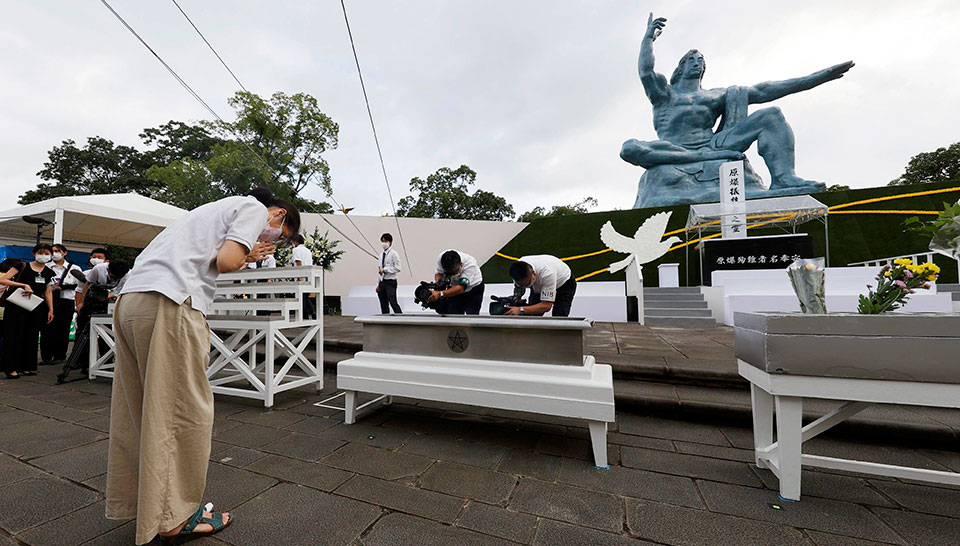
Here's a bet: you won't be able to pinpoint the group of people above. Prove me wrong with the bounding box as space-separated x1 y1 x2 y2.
376 233 578 317
0 244 129 379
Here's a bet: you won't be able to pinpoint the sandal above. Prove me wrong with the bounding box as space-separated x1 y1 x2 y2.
161 503 232 545
3 372 19 379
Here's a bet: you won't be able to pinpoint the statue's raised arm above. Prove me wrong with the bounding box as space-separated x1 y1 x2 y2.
748 61 855 104
638 13 669 103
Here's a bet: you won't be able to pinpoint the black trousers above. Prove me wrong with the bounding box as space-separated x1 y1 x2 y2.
529 277 577 317
41 298 75 361
377 279 402 314
302 294 317 320
435 282 485 315
2 303 46 373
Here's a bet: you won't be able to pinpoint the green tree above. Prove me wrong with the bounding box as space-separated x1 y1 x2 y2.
517 197 598 222
889 142 960 186
20 137 154 204
823 184 851 192
396 165 515 221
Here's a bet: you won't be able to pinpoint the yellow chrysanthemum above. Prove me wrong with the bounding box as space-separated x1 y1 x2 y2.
928 275 938 281
922 263 941 273
884 270 892 277
893 258 912 266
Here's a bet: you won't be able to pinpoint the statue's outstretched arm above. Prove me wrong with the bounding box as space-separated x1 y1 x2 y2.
748 61 854 104
639 13 669 103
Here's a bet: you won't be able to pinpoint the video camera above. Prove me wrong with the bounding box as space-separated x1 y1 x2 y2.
413 278 452 310
489 285 527 315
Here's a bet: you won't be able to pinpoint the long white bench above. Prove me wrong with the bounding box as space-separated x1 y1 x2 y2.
335 315 616 468
90 265 325 408
341 281 628 322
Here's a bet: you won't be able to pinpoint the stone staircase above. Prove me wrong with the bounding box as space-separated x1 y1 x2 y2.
939 283 960 308
642 287 716 328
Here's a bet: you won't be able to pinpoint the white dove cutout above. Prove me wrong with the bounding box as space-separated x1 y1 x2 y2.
600 211 682 273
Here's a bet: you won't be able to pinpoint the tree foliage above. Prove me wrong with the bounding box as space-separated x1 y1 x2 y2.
396 165 515 221
823 184 851 192
517 197 598 222
19 91 336 215
889 142 960 186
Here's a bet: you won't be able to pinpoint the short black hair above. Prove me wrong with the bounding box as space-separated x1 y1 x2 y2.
33 243 53 254
440 250 461 272
52 244 68 254
108 260 130 279
292 234 305 245
90 247 109 259
247 186 301 240
509 261 532 282
0 258 23 274
380 233 393 243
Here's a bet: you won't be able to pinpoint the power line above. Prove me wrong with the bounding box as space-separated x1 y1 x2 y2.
166 0 379 257
97 0 378 258
339 0 413 275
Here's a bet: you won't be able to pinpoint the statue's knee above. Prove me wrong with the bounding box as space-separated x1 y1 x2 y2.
759 106 786 124
620 139 650 166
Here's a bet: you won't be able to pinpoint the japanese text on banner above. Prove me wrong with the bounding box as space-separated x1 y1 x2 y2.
720 160 746 239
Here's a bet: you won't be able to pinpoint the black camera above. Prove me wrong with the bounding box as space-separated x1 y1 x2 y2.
413 278 452 310
489 285 527 315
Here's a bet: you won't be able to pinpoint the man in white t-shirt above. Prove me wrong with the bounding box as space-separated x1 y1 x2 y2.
290 234 316 318
506 254 577 317
40 243 84 363
376 233 403 314
426 249 484 315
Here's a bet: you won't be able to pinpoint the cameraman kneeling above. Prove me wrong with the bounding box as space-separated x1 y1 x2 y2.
426 250 484 315
506 255 577 317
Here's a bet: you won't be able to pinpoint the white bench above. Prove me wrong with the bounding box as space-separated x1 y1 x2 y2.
90 265 325 408
335 315 616 467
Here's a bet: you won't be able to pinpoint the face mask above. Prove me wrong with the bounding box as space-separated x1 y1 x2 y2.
36 254 51 264
381 242 390 250
52 252 63 261
90 258 105 266
259 213 285 243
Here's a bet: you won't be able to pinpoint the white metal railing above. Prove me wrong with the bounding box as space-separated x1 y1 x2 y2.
848 252 960 280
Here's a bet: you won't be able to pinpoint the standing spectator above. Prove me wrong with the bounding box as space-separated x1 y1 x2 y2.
376 233 402 314
87 247 109 268
41 244 83 365
290 234 316 319
0 244 55 379
0 258 24 369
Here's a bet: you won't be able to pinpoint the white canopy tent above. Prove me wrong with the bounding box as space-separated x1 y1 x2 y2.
0 193 187 248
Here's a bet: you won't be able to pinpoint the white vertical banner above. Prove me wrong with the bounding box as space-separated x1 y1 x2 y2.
720 160 746 239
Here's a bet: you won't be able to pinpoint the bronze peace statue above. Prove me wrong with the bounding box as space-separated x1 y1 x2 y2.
621 13 854 208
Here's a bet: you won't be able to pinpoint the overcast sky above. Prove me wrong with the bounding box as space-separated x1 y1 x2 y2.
2 0 959 217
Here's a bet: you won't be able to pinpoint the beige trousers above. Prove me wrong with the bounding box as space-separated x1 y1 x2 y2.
105 292 214 545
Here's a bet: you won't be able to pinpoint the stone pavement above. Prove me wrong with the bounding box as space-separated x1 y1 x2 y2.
2 355 960 545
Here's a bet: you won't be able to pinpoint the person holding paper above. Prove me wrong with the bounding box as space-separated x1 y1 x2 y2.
0 243 55 379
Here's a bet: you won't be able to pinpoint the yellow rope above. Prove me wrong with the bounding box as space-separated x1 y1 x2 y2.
492 186 960 280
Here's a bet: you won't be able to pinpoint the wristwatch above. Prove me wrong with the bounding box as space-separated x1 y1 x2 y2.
519 307 525 315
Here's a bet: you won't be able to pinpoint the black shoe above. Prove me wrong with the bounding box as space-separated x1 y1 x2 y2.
20 371 37 377
4 372 19 379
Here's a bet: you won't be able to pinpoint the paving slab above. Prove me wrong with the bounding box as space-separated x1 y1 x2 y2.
321 443 433 481
211 423 290 449
5 397 100 423
260 432 344 462
419 461 517 504
625 498 813 545
0 419 106 459
335 474 465 524
226 408 308 429
621 445 762 487
0 407 47 429
280 415 342 435
804 530 902 546
30 439 109 483
381 413 472 439
455 501 538 544
0 476 98 534
217 483 380 546
618 413 729 446
497 449 561 481
752 468 896 507
532 519 650 546
509 478 623 532
558 458 705 509
203 462 279 511
0 453 45 486
696 480 908 544
17 501 127 546
320 422 414 449
868 479 960 518
244 454 352 492
361 512 516 546
400 434 506 469
871 507 958 546
210 445 268 468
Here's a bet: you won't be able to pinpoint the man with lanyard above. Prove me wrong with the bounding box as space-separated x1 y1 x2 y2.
376 233 402 314
506 254 577 317
426 249 484 315
290 234 316 319
40 243 83 365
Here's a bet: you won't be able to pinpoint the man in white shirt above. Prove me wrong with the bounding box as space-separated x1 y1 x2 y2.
506 254 577 317
290 234 316 319
376 233 402 314
40 243 84 364
426 249 484 315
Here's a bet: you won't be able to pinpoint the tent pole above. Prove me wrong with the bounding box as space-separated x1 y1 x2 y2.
824 216 830 267
53 208 63 244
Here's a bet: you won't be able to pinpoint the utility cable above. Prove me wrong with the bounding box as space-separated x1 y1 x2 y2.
339 0 413 274
98 0 378 258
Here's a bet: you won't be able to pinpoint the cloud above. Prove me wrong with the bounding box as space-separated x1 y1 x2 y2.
1 0 958 216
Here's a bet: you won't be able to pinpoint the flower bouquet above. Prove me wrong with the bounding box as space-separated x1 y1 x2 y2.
856 259 939 314
786 258 826 314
